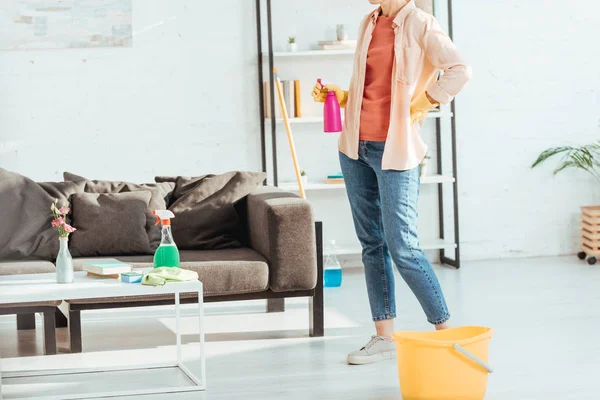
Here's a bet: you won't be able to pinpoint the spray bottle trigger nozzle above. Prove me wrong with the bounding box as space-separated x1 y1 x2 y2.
153 210 175 226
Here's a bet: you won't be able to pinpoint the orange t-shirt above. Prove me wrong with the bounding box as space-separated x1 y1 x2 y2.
359 15 395 142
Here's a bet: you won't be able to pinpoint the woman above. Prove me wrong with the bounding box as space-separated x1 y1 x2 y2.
312 0 471 365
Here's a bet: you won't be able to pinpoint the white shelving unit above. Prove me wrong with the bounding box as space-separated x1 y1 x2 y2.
258 0 461 267
278 174 455 192
335 238 456 257
266 49 355 58
268 111 453 125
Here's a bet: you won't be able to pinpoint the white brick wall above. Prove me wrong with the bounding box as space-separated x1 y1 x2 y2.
0 0 262 182
1 0 598 260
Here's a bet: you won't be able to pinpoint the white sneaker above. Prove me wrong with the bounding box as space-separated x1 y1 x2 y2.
346 335 396 365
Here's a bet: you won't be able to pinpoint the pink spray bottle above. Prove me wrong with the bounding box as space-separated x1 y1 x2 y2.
318 79 343 133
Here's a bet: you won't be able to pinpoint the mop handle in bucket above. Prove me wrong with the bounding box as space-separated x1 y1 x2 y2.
453 344 494 373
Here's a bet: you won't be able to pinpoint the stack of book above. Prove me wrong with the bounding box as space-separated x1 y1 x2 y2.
326 173 344 184
83 260 133 279
317 40 357 51
264 80 302 119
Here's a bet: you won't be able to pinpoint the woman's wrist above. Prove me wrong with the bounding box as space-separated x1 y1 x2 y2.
425 92 439 106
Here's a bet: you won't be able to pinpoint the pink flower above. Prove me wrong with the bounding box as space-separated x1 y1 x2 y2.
63 224 76 233
51 217 64 228
58 207 70 215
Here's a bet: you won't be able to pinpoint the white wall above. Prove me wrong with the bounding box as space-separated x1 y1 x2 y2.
0 0 261 183
2 0 599 261
454 0 600 259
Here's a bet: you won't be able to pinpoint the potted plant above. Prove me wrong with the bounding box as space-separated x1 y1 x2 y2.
420 153 431 178
532 141 600 264
288 37 298 52
300 170 308 185
531 142 600 183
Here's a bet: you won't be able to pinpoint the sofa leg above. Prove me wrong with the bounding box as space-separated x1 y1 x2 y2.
310 221 324 337
16 313 36 330
43 310 57 355
69 309 82 353
55 307 68 328
267 298 285 313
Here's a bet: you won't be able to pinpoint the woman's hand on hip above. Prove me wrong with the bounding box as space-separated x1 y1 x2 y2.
410 91 439 125
311 81 348 108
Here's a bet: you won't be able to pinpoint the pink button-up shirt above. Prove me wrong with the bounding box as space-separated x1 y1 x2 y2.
339 0 472 171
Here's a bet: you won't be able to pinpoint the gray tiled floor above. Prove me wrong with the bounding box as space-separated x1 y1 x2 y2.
1 256 598 399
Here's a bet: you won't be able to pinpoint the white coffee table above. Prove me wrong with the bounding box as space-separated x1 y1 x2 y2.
0 271 205 399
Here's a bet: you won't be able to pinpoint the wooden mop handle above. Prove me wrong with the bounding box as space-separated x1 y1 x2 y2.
274 68 306 199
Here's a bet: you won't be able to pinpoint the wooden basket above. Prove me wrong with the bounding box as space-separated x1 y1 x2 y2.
579 206 600 262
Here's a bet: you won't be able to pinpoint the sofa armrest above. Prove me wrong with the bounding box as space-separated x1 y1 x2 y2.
246 186 317 292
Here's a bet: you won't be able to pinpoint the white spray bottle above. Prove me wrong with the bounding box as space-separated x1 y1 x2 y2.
152 210 180 268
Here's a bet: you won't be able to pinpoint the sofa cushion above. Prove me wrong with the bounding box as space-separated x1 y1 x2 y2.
0 260 56 275
0 169 85 261
89 248 269 264
164 171 266 250
68 248 269 303
63 172 175 251
70 192 153 257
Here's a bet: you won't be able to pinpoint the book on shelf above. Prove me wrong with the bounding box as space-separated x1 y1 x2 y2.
326 173 344 185
264 80 302 119
318 40 357 46
294 80 302 118
317 40 356 51
82 260 132 276
282 80 293 118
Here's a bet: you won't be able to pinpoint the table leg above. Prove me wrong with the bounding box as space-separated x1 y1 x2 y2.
175 292 181 365
43 310 57 355
16 313 35 330
69 309 82 353
198 289 205 387
176 291 205 389
1 350 3 400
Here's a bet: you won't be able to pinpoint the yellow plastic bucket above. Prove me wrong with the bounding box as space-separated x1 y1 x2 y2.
393 326 494 400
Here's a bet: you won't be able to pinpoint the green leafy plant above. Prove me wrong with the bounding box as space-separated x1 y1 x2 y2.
531 141 600 184
300 170 306 176
288 37 296 44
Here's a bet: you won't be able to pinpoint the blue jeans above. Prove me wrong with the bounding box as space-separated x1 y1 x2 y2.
339 141 450 325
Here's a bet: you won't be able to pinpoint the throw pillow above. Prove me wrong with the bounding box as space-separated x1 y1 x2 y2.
63 172 175 251
69 191 152 257
0 169 85 260
166 171 266 250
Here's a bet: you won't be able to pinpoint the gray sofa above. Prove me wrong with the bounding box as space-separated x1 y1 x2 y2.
0 170 323 354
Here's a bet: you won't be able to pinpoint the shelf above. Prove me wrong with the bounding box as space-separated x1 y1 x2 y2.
420 174 456 184
278 174 454 192
269 116 327 125
267 111 453 125
421 239 458 251
265 49 356 58
279 182 345 191
333 239 456 256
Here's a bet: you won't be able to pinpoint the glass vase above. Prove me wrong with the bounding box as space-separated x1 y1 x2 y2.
56 237 74 284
